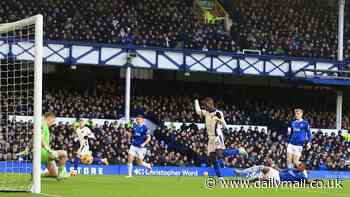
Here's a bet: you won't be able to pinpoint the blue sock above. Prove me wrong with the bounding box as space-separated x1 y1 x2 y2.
74 156 80 170
223 148 239 157
93 157 102 165
213 159 224 177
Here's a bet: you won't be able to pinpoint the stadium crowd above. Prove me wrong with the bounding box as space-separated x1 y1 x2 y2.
1 0 350 179
34 79 350 170
1 81 350 170
1 119 349 171
2 75 350 170
0 0 350 58
42 80 350 129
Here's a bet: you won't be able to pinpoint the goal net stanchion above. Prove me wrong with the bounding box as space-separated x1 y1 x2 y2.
0 15 43 193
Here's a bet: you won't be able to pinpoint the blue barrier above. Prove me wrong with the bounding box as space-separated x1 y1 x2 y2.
1 162 350 179
1 39 350 85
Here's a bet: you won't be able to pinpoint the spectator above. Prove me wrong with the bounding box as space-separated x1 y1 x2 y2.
1 0 348 58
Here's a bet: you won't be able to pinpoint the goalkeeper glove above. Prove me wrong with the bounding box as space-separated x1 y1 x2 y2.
16 147 30 156
47 148 59 160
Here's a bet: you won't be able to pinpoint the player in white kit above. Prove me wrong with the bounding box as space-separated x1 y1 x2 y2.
195 97 247 182
71 119 108 176
235 163 309 183
235 165 281 181
75 120 95 155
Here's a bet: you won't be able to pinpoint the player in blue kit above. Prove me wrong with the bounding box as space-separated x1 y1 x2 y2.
278 163 308 182
287 108 312 169
126 115 152 177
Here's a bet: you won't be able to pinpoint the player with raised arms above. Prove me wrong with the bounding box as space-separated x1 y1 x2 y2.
195 97 247 182
126 115 152 177
41 112 69 180
71 119 108 176
287 108 312 169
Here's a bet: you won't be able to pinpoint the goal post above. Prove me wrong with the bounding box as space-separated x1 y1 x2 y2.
33 14 43 194
0 15 43 193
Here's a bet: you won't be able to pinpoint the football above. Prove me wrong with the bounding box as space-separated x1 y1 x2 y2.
80 154 93 165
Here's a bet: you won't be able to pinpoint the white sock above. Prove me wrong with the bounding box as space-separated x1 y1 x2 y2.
345 160 350 166
128 163 133 176
142 162 150 169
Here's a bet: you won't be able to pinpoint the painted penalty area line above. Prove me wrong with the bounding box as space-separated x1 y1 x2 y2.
37 192 62 197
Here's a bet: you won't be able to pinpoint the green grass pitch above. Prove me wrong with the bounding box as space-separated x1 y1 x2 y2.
0 175 349 197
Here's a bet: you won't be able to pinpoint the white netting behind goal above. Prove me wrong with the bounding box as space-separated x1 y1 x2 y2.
0 17 41 192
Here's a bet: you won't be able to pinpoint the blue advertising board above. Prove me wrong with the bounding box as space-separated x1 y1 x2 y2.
1 162 350 179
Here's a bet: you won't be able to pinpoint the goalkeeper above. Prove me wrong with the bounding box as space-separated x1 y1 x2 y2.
41 112 69 179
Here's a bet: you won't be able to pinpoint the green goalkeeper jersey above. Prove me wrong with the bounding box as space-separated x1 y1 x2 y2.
41 120 50 164
42 121 50 148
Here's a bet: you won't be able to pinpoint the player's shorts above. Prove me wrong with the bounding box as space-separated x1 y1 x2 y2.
128 145 147 160
78 145 91 156
41 149 49 164
207 135 225 154
287 144 303 157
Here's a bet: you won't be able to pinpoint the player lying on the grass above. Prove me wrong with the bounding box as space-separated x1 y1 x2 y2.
234 163 309 183
126 115 152 177
41 112 69 179
194 97 248 182
287 108 312 170
71 119 108 176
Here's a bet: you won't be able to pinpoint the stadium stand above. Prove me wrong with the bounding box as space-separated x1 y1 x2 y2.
1 0 350 175
0 0 349 58
2 70 350 169
41 80 349 129
1 119 349 170
3 79 343 170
